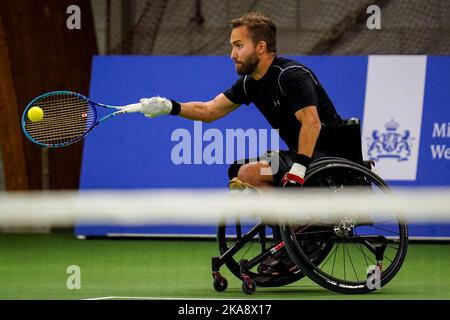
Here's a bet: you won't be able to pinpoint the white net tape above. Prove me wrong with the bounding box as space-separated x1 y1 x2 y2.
0 188 449 227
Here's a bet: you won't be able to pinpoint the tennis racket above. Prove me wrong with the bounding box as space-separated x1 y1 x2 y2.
22 91 142 148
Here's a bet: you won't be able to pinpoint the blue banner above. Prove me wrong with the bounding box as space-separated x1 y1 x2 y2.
76 55 450 238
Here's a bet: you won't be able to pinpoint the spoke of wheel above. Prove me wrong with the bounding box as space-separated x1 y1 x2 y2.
371 219 398 225
354 229 373 268
296 229 333 236
228 225 256 262
382 252 394 264
386 243 400 250
355 243 376 266
342 239 346 281
320 242 338 270
369 225 401 236
239 240 255 262
331 242 339 276
380 242 400 266
343 240 359 281
359 228 400 265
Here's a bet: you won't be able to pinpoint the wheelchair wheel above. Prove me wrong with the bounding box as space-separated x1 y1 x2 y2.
217 217 304 287
280 158 408 294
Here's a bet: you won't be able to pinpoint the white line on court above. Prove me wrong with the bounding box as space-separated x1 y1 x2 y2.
82 296 269 300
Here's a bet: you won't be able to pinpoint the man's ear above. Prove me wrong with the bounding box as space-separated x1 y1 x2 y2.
256 40 267 54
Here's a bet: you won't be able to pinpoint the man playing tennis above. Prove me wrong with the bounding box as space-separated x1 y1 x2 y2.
140 12 344 275
140 11 343 190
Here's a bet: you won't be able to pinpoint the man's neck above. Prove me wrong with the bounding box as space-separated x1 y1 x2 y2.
251 54 276 80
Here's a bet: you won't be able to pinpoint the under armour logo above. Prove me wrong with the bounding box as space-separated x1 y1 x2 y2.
273 100 280 107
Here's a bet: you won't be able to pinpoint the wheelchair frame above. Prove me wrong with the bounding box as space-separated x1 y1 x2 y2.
211 120 409 295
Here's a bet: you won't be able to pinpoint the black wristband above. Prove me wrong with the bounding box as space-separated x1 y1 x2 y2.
169 100 181 115
294 154 311 169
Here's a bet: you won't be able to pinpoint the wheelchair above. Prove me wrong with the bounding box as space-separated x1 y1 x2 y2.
211 118 408 294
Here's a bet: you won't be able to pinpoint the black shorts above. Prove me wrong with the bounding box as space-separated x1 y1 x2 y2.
228 149 337 187
227 121 366 186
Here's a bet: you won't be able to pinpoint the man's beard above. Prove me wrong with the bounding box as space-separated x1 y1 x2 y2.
235 52 260 76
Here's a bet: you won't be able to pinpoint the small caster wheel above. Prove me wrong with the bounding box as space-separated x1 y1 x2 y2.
213 275 228 292
241 275 256 294
242 280 256 294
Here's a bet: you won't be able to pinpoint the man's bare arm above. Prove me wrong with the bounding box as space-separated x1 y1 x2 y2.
179 93 240 123
281 105 321 186
295 106 321 157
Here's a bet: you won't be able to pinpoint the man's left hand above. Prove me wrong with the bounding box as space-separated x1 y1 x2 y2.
282 163 306 187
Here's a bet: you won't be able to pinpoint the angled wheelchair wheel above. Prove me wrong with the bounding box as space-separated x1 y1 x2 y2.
281 158 408 294
217 217 304 287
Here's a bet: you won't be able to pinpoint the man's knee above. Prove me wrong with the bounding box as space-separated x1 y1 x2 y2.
236 164 254 184
237 163 272 186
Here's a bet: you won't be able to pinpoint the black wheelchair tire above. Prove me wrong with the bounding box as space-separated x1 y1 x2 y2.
280 158 409 294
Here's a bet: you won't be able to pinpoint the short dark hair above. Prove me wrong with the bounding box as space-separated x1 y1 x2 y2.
230 12 277 53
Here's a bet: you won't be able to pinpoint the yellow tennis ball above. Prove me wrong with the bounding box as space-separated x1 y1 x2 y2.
28 106 44 122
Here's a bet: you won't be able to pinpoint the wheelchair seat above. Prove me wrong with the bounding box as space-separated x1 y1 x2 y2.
316 117 364 165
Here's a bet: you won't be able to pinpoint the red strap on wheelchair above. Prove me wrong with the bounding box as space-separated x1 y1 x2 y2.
282 173 305 186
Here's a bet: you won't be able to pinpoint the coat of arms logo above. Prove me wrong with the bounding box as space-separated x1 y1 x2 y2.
367 119 413 161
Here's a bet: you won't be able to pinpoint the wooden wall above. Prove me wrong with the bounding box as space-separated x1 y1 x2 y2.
0 0 97 190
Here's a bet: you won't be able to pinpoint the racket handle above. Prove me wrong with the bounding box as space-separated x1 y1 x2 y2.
122 103 142 113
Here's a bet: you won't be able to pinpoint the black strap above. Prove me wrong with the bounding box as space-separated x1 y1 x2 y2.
169 100 181 115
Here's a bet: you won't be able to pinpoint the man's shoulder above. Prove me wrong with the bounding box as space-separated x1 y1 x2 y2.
274 57 316 83
274 57 312 74
274 57 305 69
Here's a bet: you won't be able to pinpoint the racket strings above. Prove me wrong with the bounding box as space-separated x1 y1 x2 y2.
24 93 96 146
26 125 95 141
25 110 95 133
32 100 91 118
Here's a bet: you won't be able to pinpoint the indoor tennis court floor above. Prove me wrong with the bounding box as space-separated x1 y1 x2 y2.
0 232 449 300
